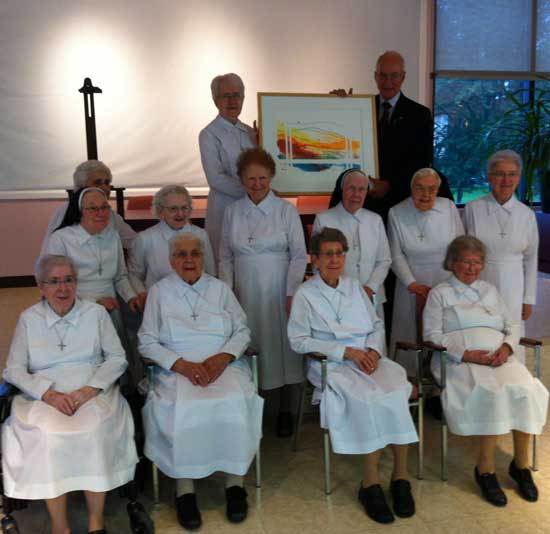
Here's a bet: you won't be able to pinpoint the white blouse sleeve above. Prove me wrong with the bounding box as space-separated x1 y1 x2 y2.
285 205 308 296
3 316 55 400
138 285 181 371
366 219 392 292
359 287 387 357
199 128 245 199
42 230 68 257
522 214 539 305
388 210 416 287
218 208 235 288
127 233 147 294
287 288 346 362
113 212 137 250
113 237 137 302
87 308 128 390
218 285 251 358
496 289 520 352
450 203 465 236
202 231 217 277
422 287 464 363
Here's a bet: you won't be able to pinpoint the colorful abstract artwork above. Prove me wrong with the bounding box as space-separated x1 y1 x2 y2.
259 94 378 193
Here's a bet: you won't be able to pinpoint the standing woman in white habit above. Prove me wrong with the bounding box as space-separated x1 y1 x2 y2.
199 73 256 264
387 168 463 372
219 147 308 437
464 150 539 360
312 168 391 320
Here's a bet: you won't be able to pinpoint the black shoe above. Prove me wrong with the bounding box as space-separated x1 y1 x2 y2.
176 493 202 530
390 479 415 518
225 486 248 523
509 460 538 502
358 483 395 524
277 411 294 437
425 395 442 421
88 531 107 534
474 467 507 507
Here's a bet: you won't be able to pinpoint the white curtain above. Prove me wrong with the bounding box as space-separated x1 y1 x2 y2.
0 0 422 193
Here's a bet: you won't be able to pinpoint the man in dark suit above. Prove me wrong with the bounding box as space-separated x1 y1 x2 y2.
330 50 452 220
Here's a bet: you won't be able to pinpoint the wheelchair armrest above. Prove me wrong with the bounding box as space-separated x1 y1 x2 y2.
245 347 259 357
520 337 543 348
306 352 328 362
422 341 447 353
395 341 421 351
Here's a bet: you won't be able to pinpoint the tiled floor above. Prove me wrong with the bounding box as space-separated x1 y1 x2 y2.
1 287 549 534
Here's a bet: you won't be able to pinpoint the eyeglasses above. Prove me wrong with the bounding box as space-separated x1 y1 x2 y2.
163 205 191 215
42 276 77 287
172 250 203 259
457 259 484 268
412 185 439 195
376 72 404 81
83 204 110 213
489 171 520 179
219 92 242 100
317 251 346 258
90 179 112 187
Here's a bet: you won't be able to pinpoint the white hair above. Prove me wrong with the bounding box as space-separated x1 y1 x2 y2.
487 149 523 176
152 184 193 218
168 233 203 257
410 168 442 188
375 50 406 72
73 160 112 189
35 254 77 284
210 73 245 101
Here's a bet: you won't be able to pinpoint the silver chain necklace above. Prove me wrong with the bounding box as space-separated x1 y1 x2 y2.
183 291 201 320
494 208 511 239
53 321 70 351
89 236 103 275
414 212 430 241
320 289 343 324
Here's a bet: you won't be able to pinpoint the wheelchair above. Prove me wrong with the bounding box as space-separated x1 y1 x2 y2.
0 382 155 534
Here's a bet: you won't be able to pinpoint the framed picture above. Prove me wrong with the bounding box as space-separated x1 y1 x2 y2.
258 93 379 195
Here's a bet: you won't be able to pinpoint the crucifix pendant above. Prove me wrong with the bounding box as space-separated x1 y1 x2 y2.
499 231 506 239
98 265 103 275
248 235 254 243
418 233 425 241
58 341 66 351
336 316 342 324
190 312 199 320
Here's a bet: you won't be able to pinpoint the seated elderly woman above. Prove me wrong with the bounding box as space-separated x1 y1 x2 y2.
40 160 136 255
423 235 548 506
288 227 418 525
128 184 215 310
2 254 137 534
138 233 263 530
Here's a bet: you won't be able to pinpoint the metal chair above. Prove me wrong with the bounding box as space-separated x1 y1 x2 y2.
394 337 545 481
145 348 262 504
293 351 424 494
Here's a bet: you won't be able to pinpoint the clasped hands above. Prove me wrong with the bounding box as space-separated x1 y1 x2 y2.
344 347 381 375
462 343 512 367
96 293 145 313
171 353 234 387
42 385 100 416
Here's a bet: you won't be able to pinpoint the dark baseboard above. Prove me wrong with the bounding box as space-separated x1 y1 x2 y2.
0 276 36 288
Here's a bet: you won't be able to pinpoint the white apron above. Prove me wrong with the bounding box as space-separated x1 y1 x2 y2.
143 306 263 479
2 363 137 500
431 305 548 436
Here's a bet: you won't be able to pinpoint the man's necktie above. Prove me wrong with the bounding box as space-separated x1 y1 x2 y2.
379 101 392 139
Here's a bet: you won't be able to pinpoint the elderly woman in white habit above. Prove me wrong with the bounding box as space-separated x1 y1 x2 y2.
288 227 418 525
219 147 307 438
2 254 137 534
138 233 263 531
464 150 539 361
40 160 136 255
43 188 140 382
313 168 391 319
128 184 215 310
199 73 256 263
423 235 548 507
387 168 463 372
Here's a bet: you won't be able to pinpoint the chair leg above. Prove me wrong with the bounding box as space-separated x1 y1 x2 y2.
532 434 538 471
323 428 331 495
152 463 160 504
441 417 448 481
417 395 424 480
255 445 262 487
293 378 307 452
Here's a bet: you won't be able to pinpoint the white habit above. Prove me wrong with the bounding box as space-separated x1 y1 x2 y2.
464 193 538 359
41 203 136 255
388 197 464 370
199 114 256 263
219 190 307 389
423 276 548 436
138 272 263 479
288 275 418 454
128 220 216 293
2 299 137 499
313 202 391 317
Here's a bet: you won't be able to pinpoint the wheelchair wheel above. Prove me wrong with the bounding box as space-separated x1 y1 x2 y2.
127 501 154 534
1 516 20 534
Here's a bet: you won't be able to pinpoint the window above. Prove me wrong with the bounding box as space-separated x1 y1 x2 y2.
434 0 550 204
